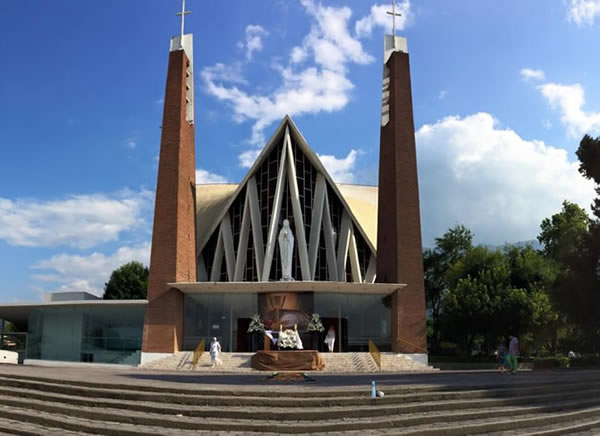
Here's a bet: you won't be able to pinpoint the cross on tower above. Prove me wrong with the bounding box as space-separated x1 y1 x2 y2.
176 0 191 48
386 0 402 39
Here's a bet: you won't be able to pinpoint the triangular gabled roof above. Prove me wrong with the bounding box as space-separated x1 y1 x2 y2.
196 116 376 256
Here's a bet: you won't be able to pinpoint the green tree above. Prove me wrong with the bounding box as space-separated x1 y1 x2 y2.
553 134 600 350
537 201 590 353
442 245 557 355
1 321 17 333
103 261 149 300
424 225 473 351
538 200 590 265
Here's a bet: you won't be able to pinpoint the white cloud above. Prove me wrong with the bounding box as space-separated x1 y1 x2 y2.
239 149 261 168
125 137 137 149
416 112 595 247
538 82 600 138
438 90 447 100
195 169 229 184
241 25 269 60
31 243 151 298
520 68 545 82
318 149 359 183
567 0 600 25
355 1 411 37
202 0 373 158
0 190 152 248
201 63 248 85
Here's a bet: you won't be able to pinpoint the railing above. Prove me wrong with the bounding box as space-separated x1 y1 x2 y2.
395 336 428 354
192 338 206 369
368 339 381 370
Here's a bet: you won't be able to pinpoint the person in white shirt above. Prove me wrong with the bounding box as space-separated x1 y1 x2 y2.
507 335 519 374
324 326 336 352
209 337 222 368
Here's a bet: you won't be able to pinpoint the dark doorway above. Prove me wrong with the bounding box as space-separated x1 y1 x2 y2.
237 318 250 352
321 318 348 352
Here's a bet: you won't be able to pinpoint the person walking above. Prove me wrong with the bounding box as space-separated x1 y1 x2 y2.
507 335 519 374
496 341 507 373
324 326 336 352
210 337 222 368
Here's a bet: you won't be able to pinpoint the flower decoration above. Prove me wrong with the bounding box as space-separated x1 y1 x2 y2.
247 313 265 333
307 313 325 332
279 329 300 349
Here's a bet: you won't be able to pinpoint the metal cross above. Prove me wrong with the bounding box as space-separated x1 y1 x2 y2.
386 0 402 37
176 0 191 46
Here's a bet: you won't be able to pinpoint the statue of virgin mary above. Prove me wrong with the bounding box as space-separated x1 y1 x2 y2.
278 219 294 281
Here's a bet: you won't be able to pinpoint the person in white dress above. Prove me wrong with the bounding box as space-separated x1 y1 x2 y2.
324 326 336 352
210 337 222 368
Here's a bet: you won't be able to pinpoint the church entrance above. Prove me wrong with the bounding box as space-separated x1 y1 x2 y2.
183 291 391 353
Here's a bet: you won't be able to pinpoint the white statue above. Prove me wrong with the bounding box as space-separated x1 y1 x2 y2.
278 219 294 281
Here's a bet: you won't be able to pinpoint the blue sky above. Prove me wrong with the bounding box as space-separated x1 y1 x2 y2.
1 0 600 302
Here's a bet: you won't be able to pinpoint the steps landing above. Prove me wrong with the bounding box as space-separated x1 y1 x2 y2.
140 351 436 372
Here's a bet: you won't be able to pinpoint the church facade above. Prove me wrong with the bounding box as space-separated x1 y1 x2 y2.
141 31 427 364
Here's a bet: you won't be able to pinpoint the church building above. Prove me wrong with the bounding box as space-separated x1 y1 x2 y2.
0 9 427 367
141 25 427 364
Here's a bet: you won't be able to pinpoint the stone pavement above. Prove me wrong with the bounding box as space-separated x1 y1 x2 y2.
0 362 586 392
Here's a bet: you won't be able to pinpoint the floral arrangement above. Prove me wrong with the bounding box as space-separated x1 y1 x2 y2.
247 314 265 333
307 313 325 332
279 329 300 349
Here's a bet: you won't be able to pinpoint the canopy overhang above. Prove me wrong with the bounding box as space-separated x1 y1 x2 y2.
0 300 148 331
168 281 405 295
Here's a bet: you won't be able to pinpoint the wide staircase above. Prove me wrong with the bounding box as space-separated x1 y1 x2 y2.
142 352 255 372
2 371 600 434
141 352 435 372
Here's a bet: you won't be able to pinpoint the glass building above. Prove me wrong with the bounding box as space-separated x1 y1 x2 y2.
0 294 146 365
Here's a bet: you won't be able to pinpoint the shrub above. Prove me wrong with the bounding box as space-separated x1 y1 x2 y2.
533 356 569 370
569 355 600 368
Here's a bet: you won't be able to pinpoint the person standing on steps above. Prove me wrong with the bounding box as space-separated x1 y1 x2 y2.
210 337 222 368
324 326 336 352
507 334 519 374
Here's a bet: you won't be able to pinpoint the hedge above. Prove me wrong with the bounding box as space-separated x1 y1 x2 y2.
533 356 569 370
569 355 600 368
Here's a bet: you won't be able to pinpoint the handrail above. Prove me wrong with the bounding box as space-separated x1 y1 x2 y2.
192 338 206 369
395 336 428 354
368 339 381 370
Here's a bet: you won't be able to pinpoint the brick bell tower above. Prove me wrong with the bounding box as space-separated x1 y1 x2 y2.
142 23 197 362
376 34 427 355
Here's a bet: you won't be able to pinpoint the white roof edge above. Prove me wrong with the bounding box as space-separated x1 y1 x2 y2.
197 115 378 254
0 299 148 309
285 117 377 254
196 117 290 253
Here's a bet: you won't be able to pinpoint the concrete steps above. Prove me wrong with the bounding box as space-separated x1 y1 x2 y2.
141 351 255 372
1 373 600 434
141 351 436 372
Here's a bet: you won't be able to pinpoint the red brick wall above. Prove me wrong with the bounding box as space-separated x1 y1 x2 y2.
142 49 197 353
376 51 427 353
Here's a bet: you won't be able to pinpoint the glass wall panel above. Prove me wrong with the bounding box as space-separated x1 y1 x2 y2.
183 292 390 352
314 293 391 351
27 304 145 365
184 293 258 351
